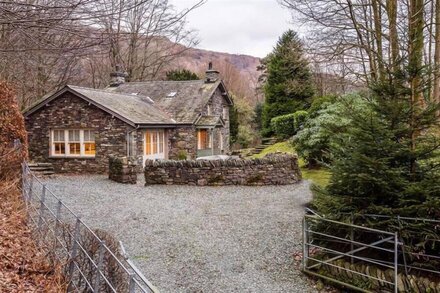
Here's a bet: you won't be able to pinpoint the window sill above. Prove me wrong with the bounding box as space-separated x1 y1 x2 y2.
49 156 96 159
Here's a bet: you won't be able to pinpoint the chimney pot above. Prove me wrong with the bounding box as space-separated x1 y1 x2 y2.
109 65 128 87
205 62 219 83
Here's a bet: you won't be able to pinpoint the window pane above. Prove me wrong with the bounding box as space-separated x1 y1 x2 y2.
159 132 164 153
69 143 81 155
69 130 80 141
145 131 151 155
152 132 158 154
54 130 64 142
84 143 95 155
54 143 65 154
84 130 90 141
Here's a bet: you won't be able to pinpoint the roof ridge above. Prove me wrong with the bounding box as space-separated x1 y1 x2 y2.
120 80 204 84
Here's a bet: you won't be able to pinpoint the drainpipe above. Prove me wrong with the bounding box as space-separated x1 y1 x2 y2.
126 125 140 157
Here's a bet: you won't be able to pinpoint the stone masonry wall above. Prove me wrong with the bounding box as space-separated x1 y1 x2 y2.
144 154 301 186
167 126 197 160
25 92 133 173
108 156 137 184
202 88 230 154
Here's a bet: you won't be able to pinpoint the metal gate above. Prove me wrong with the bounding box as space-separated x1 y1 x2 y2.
302 214 400 292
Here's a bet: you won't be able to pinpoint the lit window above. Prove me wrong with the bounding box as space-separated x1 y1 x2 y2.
53 130 65 155
68 130 81 155
145 130 165 156
83 130 96 155
51 129 96 157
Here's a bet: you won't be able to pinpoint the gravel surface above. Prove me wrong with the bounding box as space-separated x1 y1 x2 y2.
42 175 316 293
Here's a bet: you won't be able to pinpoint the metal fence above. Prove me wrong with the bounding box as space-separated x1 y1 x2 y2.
21 162 159 293
302 209 440 292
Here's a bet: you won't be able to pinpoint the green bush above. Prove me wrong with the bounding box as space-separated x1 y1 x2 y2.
271 113 296 139
270 110 308 139
293 110 308 130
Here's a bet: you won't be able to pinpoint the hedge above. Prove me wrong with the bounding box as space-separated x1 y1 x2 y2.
270 110 308 139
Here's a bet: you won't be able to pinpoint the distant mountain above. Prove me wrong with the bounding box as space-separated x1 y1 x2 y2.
171 47 263 105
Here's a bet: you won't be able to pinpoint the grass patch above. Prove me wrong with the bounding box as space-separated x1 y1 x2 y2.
252 141 331 187
253 141 295 158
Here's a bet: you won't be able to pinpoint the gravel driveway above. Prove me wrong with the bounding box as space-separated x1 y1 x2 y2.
42 175 315 292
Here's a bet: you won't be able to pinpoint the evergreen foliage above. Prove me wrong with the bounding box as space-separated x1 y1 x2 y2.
294 94 369 168
261 30 314 136
270 110 309 139
165 69 199 81
229 104 239 144
312 78 440 222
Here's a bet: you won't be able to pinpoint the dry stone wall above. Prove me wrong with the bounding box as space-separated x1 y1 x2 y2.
108 156 137 184
144 154 301 186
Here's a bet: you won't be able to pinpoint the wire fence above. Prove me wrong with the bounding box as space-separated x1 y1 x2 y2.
303 209 440 292
21 162 159 293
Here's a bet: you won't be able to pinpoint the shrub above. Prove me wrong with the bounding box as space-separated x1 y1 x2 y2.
0 82 27 180
293 94 369 168
270 110 309 139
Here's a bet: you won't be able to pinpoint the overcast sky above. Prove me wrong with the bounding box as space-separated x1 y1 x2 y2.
172 0 295 58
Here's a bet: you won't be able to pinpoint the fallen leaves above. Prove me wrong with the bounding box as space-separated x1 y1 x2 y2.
0 179 65 292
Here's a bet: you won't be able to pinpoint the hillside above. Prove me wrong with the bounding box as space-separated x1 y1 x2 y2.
172 47 262 105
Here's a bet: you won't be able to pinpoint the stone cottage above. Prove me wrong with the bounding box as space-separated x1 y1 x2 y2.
23 65 233 173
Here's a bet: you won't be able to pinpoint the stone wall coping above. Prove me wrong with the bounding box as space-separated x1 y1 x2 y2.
144 153 298 168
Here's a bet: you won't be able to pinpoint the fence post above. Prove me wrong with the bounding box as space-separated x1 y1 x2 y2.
350 212 354 264
394 232 398 293
52 200 62 264
37 184 46 233
129 273 136 293
67 217 81 291
93 240 106 292
302 217 309 271
21 163 26 200
28 172 34 202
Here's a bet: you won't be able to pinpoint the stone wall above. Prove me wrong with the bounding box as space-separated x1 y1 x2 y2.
108 156 137 184
25 92 133 173
144 154 301 186
167 126 197 160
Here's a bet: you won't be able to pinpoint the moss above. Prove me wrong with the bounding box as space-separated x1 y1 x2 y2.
252 141 295 158
177 150 187 160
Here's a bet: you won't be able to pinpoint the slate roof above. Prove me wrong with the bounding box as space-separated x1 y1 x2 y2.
107 80 232 123
195 115 225 127
24 80 232 126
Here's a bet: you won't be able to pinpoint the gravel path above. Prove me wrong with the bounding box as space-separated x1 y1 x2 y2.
42 175 316 293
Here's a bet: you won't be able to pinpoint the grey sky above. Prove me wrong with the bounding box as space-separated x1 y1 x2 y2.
172 0 294 58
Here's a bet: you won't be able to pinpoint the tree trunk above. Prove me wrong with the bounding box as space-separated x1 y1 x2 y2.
434 0 440 114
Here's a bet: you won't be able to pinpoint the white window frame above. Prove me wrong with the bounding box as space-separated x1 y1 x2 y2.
50 129 96 158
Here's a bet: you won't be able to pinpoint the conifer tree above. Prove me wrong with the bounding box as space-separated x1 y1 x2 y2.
261 30 314 136
166 69 199 81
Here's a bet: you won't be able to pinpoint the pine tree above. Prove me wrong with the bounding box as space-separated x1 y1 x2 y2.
261 30 314 136
313 76 440 221
166 69 199 81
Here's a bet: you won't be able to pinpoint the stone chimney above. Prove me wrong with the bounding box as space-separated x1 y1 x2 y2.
205 62 220 83
109 65 128 87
